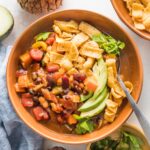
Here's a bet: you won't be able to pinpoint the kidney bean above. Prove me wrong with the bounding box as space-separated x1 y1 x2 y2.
46 74 56 87
71 85 82 94
62 75 69 89
73 73 86 82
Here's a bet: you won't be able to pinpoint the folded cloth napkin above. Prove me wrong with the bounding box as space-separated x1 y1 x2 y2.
0 45 43 150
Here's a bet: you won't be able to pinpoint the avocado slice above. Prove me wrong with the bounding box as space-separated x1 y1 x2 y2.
78 58 107 111
92 58 108 99
79 87 108 112
0 5 14 40
80 91 93 102
80 94 109 118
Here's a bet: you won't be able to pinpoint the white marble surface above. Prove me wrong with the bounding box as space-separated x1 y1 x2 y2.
0 0 150 149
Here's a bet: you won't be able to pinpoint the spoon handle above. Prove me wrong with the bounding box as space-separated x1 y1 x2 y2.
117 75 150 143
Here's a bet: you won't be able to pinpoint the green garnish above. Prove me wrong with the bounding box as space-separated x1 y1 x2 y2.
35 32 51 42
90 137 118 150
90 131 143 150
75 119 95 134
119 131 143 150
73 114 84 121
92 34 125 55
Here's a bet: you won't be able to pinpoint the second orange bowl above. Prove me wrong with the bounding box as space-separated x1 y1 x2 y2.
111 0 150 40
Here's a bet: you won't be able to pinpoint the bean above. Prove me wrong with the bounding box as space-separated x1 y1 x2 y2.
62 75 69 89
73 73 86 82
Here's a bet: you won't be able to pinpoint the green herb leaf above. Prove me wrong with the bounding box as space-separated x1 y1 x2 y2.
89 130 143 150
122 131 143 150
90 137 119 150
75 119 94 134
35 32 51 42
92 33 125 55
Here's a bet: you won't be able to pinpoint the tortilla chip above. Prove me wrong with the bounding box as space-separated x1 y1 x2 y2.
140 0 150 6
51 39 72 52
52 25 62 36
106 99 118 113
54 20 79 33
124 81 133 93
66 43 79 61
79 21 101 38
79 41 103 59
61 32 74 41
132 3 144 19
126 0 141 12
134 20 146 29
50 51 64 64
71 32 89 47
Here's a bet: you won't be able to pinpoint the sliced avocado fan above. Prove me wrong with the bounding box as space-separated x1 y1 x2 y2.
78 57 108 112
80 94 109 118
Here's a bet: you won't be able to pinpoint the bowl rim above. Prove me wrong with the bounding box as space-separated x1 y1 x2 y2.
86 123 150 150
6 9 143 144
111 0 150 41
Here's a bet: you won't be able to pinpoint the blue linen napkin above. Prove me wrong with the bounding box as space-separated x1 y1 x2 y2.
0 45 43 150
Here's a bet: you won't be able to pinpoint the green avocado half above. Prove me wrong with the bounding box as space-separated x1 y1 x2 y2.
0 5 14 40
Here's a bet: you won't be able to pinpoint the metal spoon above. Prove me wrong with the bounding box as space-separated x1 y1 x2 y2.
117 57 150 143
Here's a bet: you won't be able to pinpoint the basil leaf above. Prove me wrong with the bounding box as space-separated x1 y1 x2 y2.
35 32 51 41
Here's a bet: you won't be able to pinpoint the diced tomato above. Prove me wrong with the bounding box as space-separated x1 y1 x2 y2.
84 77 98 92
46 37 55 45
32 106 49 121
50 32 56 38
22 93 32 98
16 69 27 77
52 72 64 81
21 97 34 107
46 63 60 73
30 49 43 61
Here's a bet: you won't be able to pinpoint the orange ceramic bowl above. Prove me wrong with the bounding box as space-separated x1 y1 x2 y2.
7 10 143 144
111 0 150 40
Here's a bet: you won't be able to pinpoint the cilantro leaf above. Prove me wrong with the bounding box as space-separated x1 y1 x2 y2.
122 131 143 150
92 33 125 55
35 32 51 42
75 119 94 134
90 137 119 150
